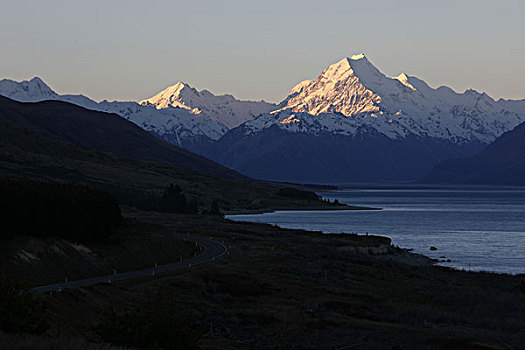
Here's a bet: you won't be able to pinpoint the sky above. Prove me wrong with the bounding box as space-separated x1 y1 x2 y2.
1 0 525 103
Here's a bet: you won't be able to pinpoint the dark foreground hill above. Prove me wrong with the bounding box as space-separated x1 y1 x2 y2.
0 95 242 179
0 110 335 212
420 121 525 186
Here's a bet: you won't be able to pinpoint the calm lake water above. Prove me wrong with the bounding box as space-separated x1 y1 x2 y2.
227 190 525 274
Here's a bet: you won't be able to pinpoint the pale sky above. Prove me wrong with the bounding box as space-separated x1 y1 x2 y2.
1 0 524 103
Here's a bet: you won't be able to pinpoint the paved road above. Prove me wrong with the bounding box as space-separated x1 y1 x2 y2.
31 234 228 294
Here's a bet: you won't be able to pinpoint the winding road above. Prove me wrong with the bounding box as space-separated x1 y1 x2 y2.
31 234 228 294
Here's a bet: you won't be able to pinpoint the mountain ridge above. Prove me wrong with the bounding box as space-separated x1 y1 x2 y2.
263 54 525 144
0 95 243 179
140 81 275 128
419 121 525 185
3 54 525 183
0 77 271 152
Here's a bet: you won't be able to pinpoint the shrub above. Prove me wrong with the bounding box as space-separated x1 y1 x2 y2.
132 184 199 214
160 183 198 214
133 183 198 214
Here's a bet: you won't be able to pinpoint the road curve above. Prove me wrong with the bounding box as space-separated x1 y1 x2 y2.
31 234 228 294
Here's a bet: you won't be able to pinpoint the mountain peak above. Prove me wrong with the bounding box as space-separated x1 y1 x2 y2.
274 54 382 117
319 57 355 82
160 81 189 96
350 53 366 61
140 82 198 112
393 73 416 91
320 54 386 87
170 81 185 88
29 76 46 84
141 81 275 129
27 77 57 94
0 76 57 102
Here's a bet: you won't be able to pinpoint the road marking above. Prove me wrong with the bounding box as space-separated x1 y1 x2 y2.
31 234 228 294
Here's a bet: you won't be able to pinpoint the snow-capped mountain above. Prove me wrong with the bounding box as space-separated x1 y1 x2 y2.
4 53 525 184
263 54 525 144
0 77 59 102
93 100 228 150
202 54 525 182
0 77 228 151
140 82 275 129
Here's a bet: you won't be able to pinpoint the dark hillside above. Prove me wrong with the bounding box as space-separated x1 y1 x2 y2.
0 121 329 212
0 95 242 179
420 121 525 185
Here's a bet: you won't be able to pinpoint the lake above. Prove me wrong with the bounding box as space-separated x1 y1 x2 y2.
226 189 525 274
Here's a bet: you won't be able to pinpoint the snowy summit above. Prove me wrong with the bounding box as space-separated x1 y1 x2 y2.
258 53 525 143
141 82 275 129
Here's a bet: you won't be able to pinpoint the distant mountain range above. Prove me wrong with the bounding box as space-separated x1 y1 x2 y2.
140 82 275 129
420 121 525 186
2 54 525 183
202 55 525 182
0 77 273 153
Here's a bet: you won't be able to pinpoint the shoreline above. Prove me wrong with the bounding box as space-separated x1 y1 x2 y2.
225 209 520 276
321 183 525 191
225 204 381 215
225 209 440 270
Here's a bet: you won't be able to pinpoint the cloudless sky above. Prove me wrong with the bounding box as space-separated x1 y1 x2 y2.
1 0 524 102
